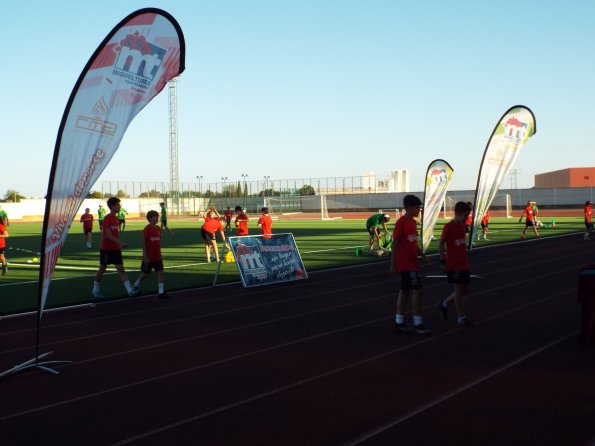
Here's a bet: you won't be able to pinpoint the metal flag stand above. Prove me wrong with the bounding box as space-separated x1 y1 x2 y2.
0 352 72 379
212 237 233 287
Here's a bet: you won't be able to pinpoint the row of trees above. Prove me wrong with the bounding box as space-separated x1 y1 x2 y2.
1 184 317 203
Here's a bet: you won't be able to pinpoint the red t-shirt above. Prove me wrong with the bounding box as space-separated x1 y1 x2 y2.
524 205 535 221
258 215 273 235
143 224 162 261
202 218 224 235
392 215 419 272
224 210 233 222
80 213 93 231
236 213 249 236
481 211 490 225
465 211 473 226
0 223 6 249
585 205 592 223
441 220 468 270
100 214 121 251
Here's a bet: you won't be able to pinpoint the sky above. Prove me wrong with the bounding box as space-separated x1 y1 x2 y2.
2 0 594 198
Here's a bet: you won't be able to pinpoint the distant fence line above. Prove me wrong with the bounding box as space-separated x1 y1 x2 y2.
2 186 593 220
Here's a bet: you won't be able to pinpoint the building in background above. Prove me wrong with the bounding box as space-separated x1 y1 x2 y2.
388 169 409 192
535 167 595 188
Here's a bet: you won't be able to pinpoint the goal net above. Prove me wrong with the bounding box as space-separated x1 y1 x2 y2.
444 193 512 218
263 194 339 220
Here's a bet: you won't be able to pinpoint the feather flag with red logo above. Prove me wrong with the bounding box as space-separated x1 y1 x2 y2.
38 9 185 316
421 159 454 255
469 106 536 251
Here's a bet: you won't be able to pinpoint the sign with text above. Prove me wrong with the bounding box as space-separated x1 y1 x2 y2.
227 233 308 288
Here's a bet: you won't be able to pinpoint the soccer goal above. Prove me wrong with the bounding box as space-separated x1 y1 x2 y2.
264 194 340 220
444 193 512 218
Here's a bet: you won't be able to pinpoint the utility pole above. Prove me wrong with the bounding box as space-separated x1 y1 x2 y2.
168 78 180 214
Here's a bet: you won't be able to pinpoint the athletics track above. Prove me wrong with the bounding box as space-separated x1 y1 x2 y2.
1 233 594 445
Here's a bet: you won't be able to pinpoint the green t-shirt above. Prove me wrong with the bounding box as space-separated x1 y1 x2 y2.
97 207 106 221
160 206 167 221
366 213 386 228
118 208 128 219
0 210 7 220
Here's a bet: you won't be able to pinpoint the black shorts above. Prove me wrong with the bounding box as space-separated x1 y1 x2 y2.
84 229 92 235
119 219 125 224
481 223 488 229
400 271 422 290
201 228 216 242
161 219 168 226
99 250 123 266
99 220 104 229
140 260 164 274
366 227 378 237
585 220 593 230
525 219 535 227
447 269 470 285
465 225 470 234
0 247 4 255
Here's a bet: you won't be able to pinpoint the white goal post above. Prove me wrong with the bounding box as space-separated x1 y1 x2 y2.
263 194 340 220
444 193 512 218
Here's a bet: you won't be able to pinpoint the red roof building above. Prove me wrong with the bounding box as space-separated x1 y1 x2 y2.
535 167 595 188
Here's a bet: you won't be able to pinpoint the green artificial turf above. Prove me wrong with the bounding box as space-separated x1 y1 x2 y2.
0 216 584 315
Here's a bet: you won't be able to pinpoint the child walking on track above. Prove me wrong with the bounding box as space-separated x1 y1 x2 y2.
391 194 430 335
80 208 94 248
92 197 138 298
438 201 473 327
132 210 168 298
0 215 8 276
519 200 540 239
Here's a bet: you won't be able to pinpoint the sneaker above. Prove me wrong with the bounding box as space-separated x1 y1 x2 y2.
158 292 170 299
91 290 104 298
458 317 474 328
438 300 449 321
394 322 411 333
1 265 6 276
413 323 431 335
129 286 140 297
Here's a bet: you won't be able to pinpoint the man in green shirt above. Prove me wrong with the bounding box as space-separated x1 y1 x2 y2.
118 207 129 231
366 212 390 252
159 202 173 236
98 205 106 230
0 206 8 226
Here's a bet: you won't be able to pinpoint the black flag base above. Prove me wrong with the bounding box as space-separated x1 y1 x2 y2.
0 352 72 379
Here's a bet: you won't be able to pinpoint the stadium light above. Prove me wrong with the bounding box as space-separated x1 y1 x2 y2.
264 175 270 197
196 176 203 196
241 174 249 209
221 176 228 198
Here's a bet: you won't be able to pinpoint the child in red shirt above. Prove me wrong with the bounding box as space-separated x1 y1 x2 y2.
438 201 473 327
0 215 8 276
584 200 593 241
258 207 273 237
391 194 429 334
201 215 226 263
92 197 138 298
234 205 249 236
519 200 540 239
132 210 168 298
80 208 94 248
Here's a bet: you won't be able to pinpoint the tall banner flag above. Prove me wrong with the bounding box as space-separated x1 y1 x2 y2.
421 159 454 254
469 105 536 251
39 9 185 316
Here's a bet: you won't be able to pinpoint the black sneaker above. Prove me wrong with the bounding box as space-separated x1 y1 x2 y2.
413 323 431 335
458 318 474 328
158 293 170 299
1 265 6 276
394 322 411 333
438 300 448 321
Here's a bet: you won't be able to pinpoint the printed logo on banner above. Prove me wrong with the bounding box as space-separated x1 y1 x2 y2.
504 116 529 141
236 243 268 279
429 168 448 185
112 32 167 90
75 97 117 136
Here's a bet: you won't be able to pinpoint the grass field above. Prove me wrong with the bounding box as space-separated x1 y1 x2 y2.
0 216 585 315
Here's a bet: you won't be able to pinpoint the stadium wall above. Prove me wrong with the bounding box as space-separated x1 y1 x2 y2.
2 187 593 221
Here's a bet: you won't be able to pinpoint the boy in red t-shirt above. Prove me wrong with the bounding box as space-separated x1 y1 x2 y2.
201 215 226 263
519 200 540 239
80 208 94 248
478 209 490 241
224 206 233 232
391 194 429 334
584 200 593 241
234 205 249 236
438 201 473 327
132 210 168 298
92 197 138 298
257 207 273 237
0 215 8 275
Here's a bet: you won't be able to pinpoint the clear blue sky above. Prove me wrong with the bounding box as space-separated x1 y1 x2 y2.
2 0 594 198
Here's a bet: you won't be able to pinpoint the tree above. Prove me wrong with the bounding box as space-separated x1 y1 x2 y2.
116 189 130 198
2 190 27 202
298 185 316 196
86 190 103 199
139 190 163 198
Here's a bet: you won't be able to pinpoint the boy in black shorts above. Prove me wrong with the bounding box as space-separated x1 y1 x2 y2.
438 201 473 327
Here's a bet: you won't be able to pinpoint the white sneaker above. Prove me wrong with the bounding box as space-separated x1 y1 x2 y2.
91 290 104 298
